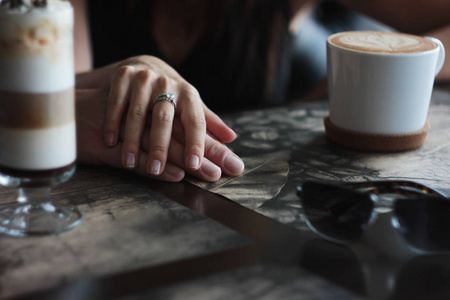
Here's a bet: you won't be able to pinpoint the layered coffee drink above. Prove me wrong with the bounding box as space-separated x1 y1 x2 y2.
0 1 82 236
0 0 76 185
328 31 437 54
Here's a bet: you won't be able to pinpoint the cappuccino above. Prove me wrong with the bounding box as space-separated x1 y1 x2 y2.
0 0 76 172
328 31 437 54
326 31 445 151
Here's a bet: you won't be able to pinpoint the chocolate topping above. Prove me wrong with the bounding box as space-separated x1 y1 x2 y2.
3 0 47 9
10 0 24 9
32 0 46 7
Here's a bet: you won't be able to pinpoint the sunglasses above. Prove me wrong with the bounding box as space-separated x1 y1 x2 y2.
297 180 450 253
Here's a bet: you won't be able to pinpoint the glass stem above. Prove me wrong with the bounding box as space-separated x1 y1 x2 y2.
18 187 52 205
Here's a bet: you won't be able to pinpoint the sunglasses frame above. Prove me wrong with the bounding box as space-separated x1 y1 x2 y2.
297 180 448 249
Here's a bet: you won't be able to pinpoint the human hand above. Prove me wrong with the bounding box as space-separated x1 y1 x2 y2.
76 89 182 181
139 116 245 179
101 55 237 177
76 89 244 182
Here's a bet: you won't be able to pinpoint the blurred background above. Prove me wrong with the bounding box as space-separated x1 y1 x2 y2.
288 0 450 100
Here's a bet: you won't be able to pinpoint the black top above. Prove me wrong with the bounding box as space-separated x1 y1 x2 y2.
88 0 292 112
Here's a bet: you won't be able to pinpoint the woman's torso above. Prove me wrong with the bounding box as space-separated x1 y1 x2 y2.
88 0 293 112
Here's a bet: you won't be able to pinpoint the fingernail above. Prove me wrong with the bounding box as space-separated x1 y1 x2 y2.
188 155 200 169
148 159 161 175
106 133 115 146
224 154 244 175
125 153 136 168
166 165 185 180
202 162 221 179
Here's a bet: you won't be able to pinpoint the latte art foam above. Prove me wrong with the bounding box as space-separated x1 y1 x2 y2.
329 31 437 54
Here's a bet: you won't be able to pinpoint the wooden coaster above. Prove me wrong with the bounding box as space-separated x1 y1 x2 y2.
324 117 430 152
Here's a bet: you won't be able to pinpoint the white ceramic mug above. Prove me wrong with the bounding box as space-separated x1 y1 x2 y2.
327 31 445 135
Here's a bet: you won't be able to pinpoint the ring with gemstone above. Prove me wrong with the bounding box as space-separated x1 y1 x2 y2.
152 92 177 111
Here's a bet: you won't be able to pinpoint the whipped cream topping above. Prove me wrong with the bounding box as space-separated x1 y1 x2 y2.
0 0 73 92
0 0 70 14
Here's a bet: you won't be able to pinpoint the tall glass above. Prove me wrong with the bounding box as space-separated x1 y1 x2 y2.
0 0 82 236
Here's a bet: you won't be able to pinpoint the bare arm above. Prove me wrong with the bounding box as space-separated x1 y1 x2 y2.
336 0 450 34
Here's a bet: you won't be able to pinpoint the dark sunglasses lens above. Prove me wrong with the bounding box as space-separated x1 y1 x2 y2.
300 182 374 243
394 197 450 252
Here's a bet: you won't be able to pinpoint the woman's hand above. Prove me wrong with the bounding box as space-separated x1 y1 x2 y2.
76 89 182 181
76 89 244 182
82 55 237 177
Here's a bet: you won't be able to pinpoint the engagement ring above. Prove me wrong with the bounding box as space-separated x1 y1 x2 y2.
152 92 177 111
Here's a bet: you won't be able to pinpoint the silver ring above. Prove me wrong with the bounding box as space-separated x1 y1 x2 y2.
152 92 177 111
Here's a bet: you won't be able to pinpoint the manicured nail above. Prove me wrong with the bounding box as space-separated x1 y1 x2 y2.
188 155 200 169
224 154 244 175
106 132 115 146
125 153 136 168
148 159 161 175
202 162 221 179
166 165 185 180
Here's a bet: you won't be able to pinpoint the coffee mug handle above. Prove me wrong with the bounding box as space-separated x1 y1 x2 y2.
426 36 445 76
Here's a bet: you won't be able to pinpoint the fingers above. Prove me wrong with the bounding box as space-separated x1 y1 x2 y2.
104 57 234 179
203 105 237 143
137 126 221 182
105 66 135 147
121 70 154 169
99 142 185 182
177 84 206 172
202 134 245 176
147 86 176 175
107 67 178 174
170 118 245 177
167 138 222 182
105 64 206 176
140 125 244 179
